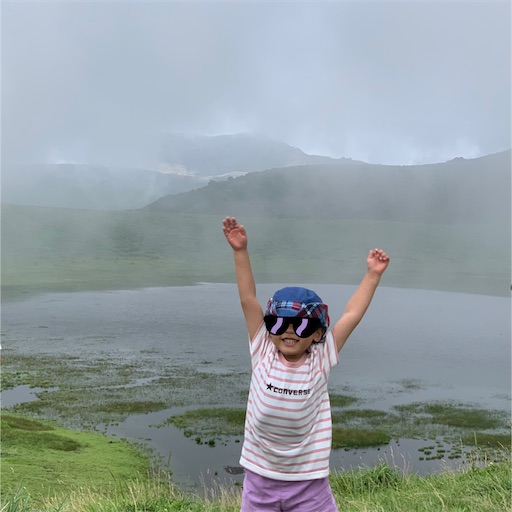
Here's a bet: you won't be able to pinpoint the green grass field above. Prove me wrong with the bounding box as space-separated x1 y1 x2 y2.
1 414 150 505
2 204 509 298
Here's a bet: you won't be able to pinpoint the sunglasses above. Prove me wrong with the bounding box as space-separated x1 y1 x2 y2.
264 315 323 338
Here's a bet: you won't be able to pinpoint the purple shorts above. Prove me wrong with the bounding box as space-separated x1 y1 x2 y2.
241 469 338 512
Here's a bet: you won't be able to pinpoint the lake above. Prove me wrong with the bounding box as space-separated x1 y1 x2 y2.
1 283 510 491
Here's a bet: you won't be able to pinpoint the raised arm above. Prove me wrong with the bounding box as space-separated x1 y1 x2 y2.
332 248 390 352
223 217 264 339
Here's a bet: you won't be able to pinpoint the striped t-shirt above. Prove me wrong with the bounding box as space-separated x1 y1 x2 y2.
240 322 339 481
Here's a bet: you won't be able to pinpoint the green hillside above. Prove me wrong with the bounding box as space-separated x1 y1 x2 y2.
146 150 511 225
2 204 508 298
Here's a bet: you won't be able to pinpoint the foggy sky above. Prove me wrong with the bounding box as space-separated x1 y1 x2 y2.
2 0 511 166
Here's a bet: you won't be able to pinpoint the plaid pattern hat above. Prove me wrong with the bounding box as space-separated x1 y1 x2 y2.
265 287 330 330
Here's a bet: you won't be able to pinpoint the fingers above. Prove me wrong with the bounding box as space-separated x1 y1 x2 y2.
370 248 390 261
223 216 238 227
222 216 238 232
223 217 245 238
222 216 234 227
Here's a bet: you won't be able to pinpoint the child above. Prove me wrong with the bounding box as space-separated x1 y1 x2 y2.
222 216 390 512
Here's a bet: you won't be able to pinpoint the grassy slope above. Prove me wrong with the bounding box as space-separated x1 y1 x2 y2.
1 414 150 505
146 151 511 225
2 205 509 298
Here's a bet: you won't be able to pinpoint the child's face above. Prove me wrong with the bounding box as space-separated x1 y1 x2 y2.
269 325 324 363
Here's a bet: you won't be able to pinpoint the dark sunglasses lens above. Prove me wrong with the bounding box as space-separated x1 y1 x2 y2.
264 316 322 338
264 316 288 335
293 317 322 337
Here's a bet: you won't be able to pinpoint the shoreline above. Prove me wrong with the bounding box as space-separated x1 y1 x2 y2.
2 275 510 303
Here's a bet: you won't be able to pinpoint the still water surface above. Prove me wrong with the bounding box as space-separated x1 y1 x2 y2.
2 283 510 490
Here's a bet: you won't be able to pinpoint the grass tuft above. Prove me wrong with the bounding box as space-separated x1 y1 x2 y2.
2 414 84 452
394 402 509 430
330 464 402 494
166 408 246 437
332 428 391 448
462 433 512 449
329 393 360 407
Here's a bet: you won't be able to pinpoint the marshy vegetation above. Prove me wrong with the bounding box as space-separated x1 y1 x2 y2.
4 349 510 510
164 400 510 459
1 353 250 428
6 348 507 455
3 351 509 458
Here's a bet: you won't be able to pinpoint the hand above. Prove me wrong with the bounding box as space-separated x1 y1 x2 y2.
367 248 390 276
223 217 248 251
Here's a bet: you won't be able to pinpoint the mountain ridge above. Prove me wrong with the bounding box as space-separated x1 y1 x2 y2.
145 149 511 225
157 132 355 176
2 132 509 217
1 133 359 210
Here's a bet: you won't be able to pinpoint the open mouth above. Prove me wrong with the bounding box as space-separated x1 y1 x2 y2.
282 338 298 346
